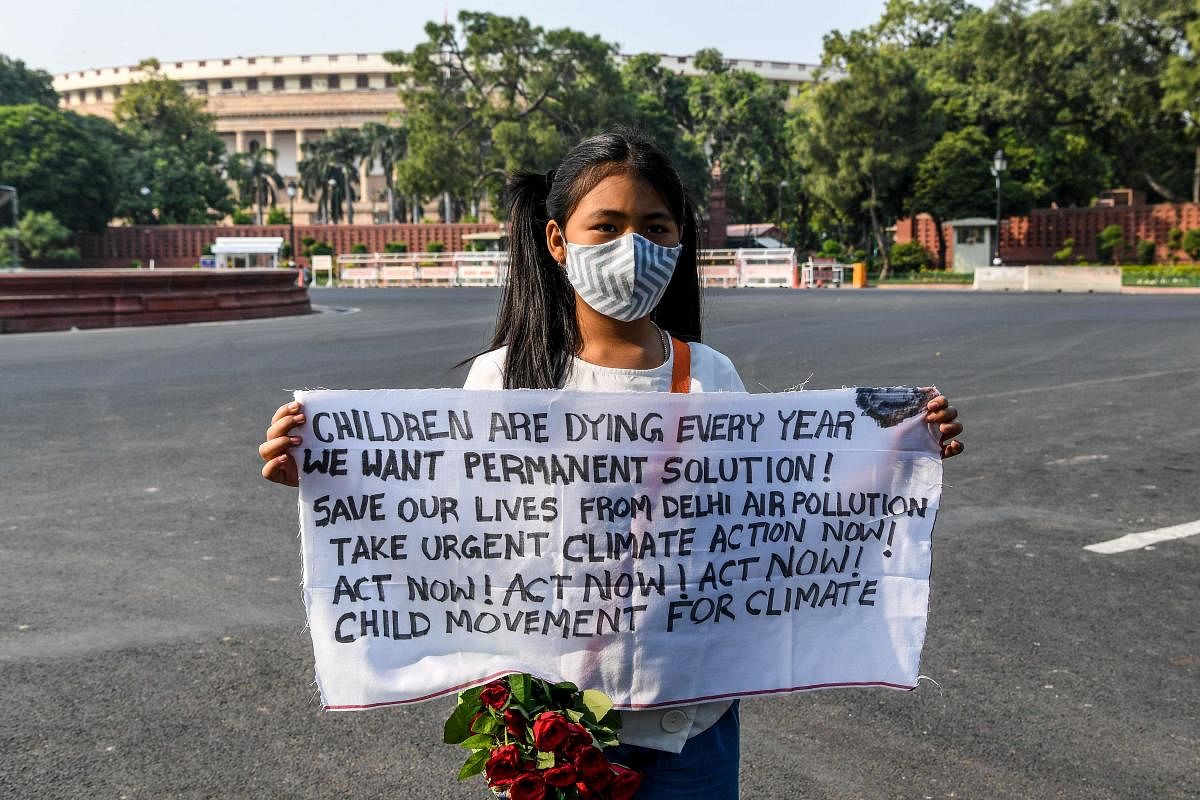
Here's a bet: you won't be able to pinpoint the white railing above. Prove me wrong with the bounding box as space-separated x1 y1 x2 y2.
800 258 844 288
320 248 802 288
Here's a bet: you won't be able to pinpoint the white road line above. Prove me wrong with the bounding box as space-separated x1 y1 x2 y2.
1084 519 1200 554
955 366 1200 403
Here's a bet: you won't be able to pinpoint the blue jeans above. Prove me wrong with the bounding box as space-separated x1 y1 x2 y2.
606 701 740 800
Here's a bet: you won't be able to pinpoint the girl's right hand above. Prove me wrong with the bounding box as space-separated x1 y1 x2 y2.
259 401 305 487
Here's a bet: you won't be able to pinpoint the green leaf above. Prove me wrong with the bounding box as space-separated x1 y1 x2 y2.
536 750 556 769
564 708 584 723
599 708 623 730
510 673 532 705
459 733 496 750
457 748 489 781
444 702 476 744
580 689 613 722
474 715 499 734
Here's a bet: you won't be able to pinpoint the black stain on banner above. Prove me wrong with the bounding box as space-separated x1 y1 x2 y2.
854 387 934 428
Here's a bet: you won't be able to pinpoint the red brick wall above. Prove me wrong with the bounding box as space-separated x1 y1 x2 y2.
71 223 502 269
894 204 1200 265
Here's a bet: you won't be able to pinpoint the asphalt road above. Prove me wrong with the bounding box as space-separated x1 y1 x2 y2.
2 288 1197 799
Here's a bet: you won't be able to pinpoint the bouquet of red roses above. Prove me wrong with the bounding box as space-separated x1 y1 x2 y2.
444 673 642 800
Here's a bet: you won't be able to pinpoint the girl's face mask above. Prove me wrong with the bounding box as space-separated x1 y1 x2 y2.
563 232 682 322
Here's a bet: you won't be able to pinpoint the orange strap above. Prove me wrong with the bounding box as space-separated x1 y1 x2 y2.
670 337 691 393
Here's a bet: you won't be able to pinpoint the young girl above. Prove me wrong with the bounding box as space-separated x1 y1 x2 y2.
259 127 964 799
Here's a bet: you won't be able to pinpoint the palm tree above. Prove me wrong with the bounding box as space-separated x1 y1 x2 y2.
323 127 367 225
298 139 344 223
226 148 285 225
361 121 408 223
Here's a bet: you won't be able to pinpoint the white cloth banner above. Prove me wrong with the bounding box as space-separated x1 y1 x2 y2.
292 387 942 710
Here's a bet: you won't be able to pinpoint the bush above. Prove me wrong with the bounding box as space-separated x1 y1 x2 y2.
266 206 290 225
1182 228 1200 261
1053 237 1075 264
303 240 333 257
1135 240 1156 266
301 235 316 247
129 259 143 269
888 241 932 273
231 208 254 225
461 214 479 224
819 240 845 261
350 242 368 254
1121 265 1200 286
426 241 445 253
1096 224 1125 265
201 243 214 255
384 241 408 253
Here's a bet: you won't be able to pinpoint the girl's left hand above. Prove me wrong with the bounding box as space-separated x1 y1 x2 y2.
925 394 964 459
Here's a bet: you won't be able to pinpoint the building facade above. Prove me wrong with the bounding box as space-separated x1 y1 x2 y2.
53 52 820 225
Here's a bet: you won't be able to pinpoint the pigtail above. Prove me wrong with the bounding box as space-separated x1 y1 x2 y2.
652 196 702 342
487 171 579 389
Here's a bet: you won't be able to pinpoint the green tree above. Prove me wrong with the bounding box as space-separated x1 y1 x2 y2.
1162 3 1200 202
387 11 628 220
1097 224 1126 265
0 104 126 232
113 59 233 223
795 45 940 278
686 50 795 226
0 210 80 263
910 126 995 268
0 54 58 107
226 147 284 225
361 121 408 223
298 137 353 223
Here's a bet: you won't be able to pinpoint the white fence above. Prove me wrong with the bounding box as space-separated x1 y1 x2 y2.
321 249 803 288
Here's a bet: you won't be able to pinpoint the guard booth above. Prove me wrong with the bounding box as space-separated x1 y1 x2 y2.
948 218 997 273
211 237 285 269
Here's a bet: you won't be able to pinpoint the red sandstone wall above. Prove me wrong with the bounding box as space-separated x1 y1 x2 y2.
71 223 502 269
894 204 1200 265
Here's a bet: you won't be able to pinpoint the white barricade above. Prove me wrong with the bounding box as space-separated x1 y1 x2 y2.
310 255 335 288
801 260 845 288
972 267 1025 292
339 267 379 288
379 266 418 287
418 265 458 286
738 249 797 287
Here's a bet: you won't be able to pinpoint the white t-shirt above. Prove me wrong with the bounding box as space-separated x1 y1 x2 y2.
463 341 747 753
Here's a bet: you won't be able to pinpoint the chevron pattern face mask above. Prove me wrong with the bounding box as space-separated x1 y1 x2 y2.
563 233 683 322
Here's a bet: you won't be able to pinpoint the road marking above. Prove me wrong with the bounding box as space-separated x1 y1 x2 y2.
1084 519 1200 554
955 366 1200 402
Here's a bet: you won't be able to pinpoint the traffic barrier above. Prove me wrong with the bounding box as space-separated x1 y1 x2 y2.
973 266 1122 293
331 248 803 289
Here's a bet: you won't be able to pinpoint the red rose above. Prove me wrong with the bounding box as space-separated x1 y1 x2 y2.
574 780 604 800
503 708 527 739
480 680 510 710
542 763 578 788
573 747 612 788
508 771 547 800
485 744 524 787
562 722 593 757
532 711 570 752
609 764 642 800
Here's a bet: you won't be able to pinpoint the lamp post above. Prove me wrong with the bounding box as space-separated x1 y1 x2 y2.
0 184 18 269
777 180 789 227
327 177 337 224
286 181 297 268
990 149 1007 265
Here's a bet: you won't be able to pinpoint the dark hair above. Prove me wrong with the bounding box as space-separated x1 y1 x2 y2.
477 127 702 389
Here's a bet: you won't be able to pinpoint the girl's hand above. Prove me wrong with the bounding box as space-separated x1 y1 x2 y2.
925 394 964 459
259 401 305 486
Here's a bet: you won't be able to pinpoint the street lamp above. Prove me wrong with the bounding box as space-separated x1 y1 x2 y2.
286 181 297 272
990 149 1007 265
0 184 18 269
327 177 337 224
776 180 789 227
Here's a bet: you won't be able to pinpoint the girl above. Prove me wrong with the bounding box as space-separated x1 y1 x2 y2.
259 127 964 799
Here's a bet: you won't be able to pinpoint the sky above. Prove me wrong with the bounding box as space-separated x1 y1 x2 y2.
4 0 986 75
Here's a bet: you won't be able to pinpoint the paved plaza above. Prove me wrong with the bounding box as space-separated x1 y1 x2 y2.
2 288 1197 799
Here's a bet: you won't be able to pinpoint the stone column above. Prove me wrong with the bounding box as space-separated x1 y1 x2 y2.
264 129 275 152
295 128 306 159
359 160 370 222
234 130 246 153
